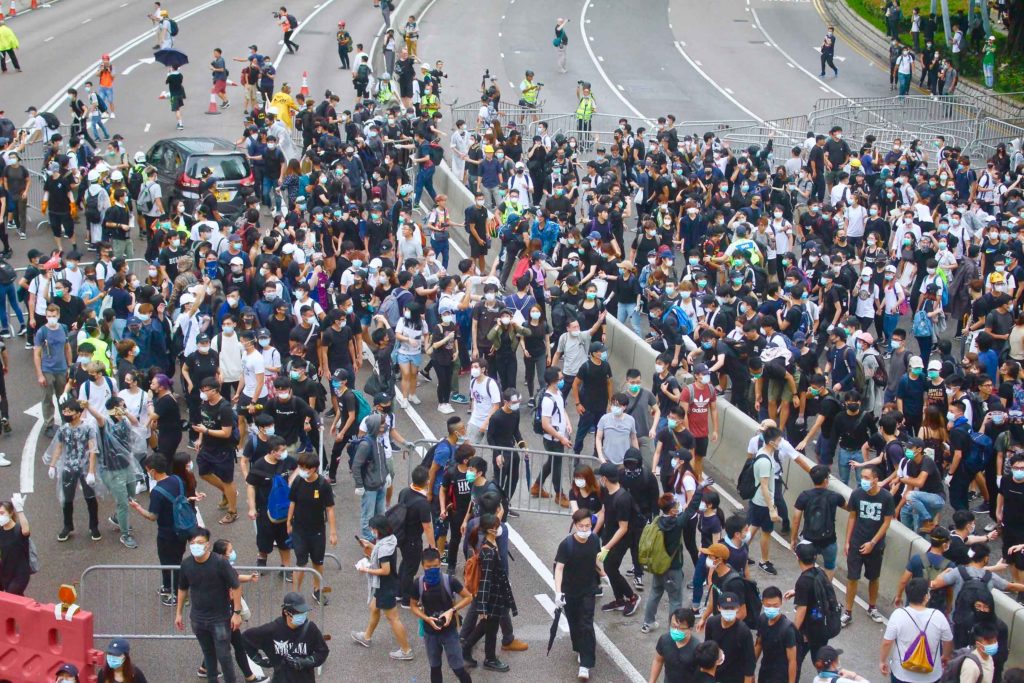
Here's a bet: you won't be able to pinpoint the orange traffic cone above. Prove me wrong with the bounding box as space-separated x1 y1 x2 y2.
30 0 36 8
205 91 220 115
158 91 169 99
226 79 240 87
300 71 310 97
8 0 16 17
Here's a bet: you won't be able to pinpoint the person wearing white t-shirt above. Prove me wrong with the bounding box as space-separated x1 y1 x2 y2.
173 287 208 359
879 577 953 683
532 367 573 504
212 318 245 394
236 331 267 451
467 359 500 443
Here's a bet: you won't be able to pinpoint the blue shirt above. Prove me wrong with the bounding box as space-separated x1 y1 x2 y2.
34 324 69 373
896 374 927 415
479 159 502 189
431 440 455 495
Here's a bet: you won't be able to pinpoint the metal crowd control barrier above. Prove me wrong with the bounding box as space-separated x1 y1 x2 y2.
79 557 341 639
407 438 601 516
449 98 547 133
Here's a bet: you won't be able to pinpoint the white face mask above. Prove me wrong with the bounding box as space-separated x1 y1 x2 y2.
574 527 592 539
574 478 587 489
46 316 60 326
470 368 481 378
199 391 208 402
0 513 10 526
706 557 716 570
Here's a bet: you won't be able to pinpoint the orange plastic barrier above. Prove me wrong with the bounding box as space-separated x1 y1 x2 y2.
0 592 103 683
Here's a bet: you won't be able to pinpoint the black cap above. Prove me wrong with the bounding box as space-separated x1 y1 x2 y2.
623 447 642 464
374 392 391 405
719 592 741 609
596 462 620 480
815 646 843 667
332 368 350 382
589 341 606 354
196 333 211 343
282 591 311 614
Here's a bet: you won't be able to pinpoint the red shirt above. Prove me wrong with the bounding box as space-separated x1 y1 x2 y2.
681 382 716 437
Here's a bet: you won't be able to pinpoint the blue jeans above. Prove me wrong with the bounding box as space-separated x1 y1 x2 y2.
430 237 450 269
898 72 911 97
359 487 386 541
414 165 437 206
261 176 280 212
816 434 836 466
90 113 110 141
984 63 994 88
616 302 642 336
836 446 863 486
573 410 602 455
882 312 900 343
0 282 25 330
692 554 710 605
900 490 945 530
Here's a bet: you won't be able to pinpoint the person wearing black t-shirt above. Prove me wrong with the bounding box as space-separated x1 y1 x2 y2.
242 414 275 472
895 437 945 532
754 586 797 683
245 435 297 572
409 548 475 683
327 368 358 481
195 378 240 525
996 453 1024 577
288 451 337 605
704 592 756 683
487 388 525 502
795 374 841 467
650 607 700 683
843 464 894 626
596 463 640 615
397 466 435 607
554 508 604 679
790 542 830 677
831 390 875 487
792 465 847 582
320 311 356 377
572 342 613 455
150 374 182 459
261 377 318 454
182 334 220 427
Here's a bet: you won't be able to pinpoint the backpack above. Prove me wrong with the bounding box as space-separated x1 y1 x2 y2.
637 520 675 575
939 648 983 683
347 434 370 461
0 259 16 286
662 306 694 336
952 567 993 628
378 289 402 327
721 570 762 629
809 567 843 640
868 350 888 386
266 474 292 523
913 309 933 338
463 547 482 595
352 389 373 425
963 429 994 474
533 391 559 435
85 191 102 224
419 441 440 470
84 376 115 398
27 538 39 575
168 18 179 36
152 475 198 540
852 356 866 393
41 111 61 130
795 304 813 337
95 94 108 114
550 299 579 333
770 333 799 362
737 453 770 500
917 554 953 611
800 488 835 543
385 500 409 544
356 64 370 82
287 13 298 29
428 142 444 165
1008 380 1024 414
898 608 937 674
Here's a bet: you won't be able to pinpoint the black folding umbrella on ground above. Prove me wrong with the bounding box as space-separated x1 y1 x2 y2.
154 48 189 69
546 605 563 655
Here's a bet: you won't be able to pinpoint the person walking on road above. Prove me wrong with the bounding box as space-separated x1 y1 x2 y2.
554 508 603 681
353 514 415 661
243 591 331 682
879 577 954 682
129 454 189 605
895 47 915 100
596 462 641 616
33 304 70 438
0 494 31 596
175 527 243 683
278 6 300 54
409 547 475 683
842 464 893 627
553 19 569 73
166 65 186 130
819 27 838 78
48 398 101 543
0 18 21 74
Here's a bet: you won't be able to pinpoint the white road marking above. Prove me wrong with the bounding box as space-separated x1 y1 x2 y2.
597 56 604 62
500 52 505 58
693 59 702 66
725 87 734 94
750 7 847 98
812 46 847 61
674 42 764 123
144 123 152 132
121 57 156 75
82 17 92 24
44 36 54 42
617 84 624 90
120 2 129 6
787 62 794 68
579 0 647 121
535 595 570 632
820 85 830 91
21 403 42 495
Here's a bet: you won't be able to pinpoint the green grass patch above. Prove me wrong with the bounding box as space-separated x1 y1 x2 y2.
844 0 1024 98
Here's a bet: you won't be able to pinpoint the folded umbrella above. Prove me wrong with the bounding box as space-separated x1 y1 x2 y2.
546 605 562 655
154 48 189 69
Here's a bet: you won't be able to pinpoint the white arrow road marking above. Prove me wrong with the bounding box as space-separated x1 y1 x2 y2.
122 57 156 75
812 46 847 61
21 402 43 494
535 594 570 633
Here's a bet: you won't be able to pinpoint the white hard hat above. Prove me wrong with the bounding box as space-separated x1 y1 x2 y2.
134 151 146 163
110 170 124 182
87 169 100 183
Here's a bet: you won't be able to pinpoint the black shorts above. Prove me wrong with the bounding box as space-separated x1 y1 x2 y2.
693 436 709 459
197 447 235 483
237 393 256 424
292 529 326 566
49 212 74 238
470 236 489 258
846 544 884 581
255 512 290 554
747 502 775 533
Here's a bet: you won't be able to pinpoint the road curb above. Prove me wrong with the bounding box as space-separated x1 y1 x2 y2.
817 0 1023 120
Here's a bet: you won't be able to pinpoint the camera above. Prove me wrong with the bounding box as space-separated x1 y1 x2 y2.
537 82 545 87
272 11 280 18
482 68 490 80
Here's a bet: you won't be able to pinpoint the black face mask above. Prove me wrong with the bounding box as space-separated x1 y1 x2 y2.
846 402 861 412
623 466 642 478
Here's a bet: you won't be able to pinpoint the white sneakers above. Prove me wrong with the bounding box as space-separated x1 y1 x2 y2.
437 403 454 414
0 452 11 467
408 395 422 405
578 666 590 680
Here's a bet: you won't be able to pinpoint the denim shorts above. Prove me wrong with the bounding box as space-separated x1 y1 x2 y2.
396 352 422 366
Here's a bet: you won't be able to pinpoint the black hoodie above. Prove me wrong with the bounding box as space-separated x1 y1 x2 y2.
242 615 330 683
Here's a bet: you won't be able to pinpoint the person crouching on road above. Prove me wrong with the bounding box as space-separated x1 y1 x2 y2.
554 507 604 681
410 547 475 683
243 591 330 682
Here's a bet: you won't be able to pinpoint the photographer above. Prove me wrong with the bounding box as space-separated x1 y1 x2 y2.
575 82 596 152
409 547 474 683
518 70 542 110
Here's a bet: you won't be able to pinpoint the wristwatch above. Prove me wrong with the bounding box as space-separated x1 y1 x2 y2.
233 609 242 615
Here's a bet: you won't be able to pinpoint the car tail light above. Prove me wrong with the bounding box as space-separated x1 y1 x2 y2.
178 172 200 189
240 171 255 188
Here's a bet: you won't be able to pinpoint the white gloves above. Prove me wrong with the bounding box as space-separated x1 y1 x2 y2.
653 466 661 477
997 476 1002 489
11 493 24 513
943 474 953 487
385 474 392 488
354 487 365 497
48 467 56 480
555 592 565 608
85 472 96 486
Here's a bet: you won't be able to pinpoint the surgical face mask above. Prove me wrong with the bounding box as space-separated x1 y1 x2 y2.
669 628 688 642
189 542 207 558
465 471 478 484
983 643 998 657
222 325 235 335
290 371 300 381
278 391 291 401
471 367 482 378
106 655 125 669
199 391 209 402
1012 469 1024 482
53 287 64 298
0 513 9 526
763 607 781 620
667 418 678 430
928 370 939 380
611 405 624 416
259 338 270 348
485 292 496 302
263 426 276 436
228 549 237 565
574 526 592 540
442 314 454 324
47 315 60 326
298 468 313 480
500 316 512 325
905 448 916 460
860 478 872 491
291 612 308 626
720 609 737 622
695 278 708 289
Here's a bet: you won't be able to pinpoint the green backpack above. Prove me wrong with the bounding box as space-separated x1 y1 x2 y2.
638 519 675 575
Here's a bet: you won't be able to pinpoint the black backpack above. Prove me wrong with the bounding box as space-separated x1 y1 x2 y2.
809 567 843 640
168 18 179 36
428 141 445 165
737 453 770 500
0 259 16 286
287 13 298 29
385 500 409 544
533 391 559 435
939 648 983 683
952 567 993 629
419 441 440 470
800 488 835 543
85 191 102 224
40 111 61 130
721 570 762 629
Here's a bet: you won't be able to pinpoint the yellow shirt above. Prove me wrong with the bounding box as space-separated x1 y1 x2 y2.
86 336 112 374
270 92 298 129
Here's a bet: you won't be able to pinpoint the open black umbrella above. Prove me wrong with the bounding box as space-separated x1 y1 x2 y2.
154 48 189 69
546 605 563 655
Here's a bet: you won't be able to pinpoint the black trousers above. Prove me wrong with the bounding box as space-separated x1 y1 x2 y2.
605 532 636 602
493 448 520 501
338 48 350 69
399 538 424 601
283 30 299 53
493 353 517 392
537 439 565 494
462 609 500 660
564 593 596 668
435 362 453 404
157 535 187 592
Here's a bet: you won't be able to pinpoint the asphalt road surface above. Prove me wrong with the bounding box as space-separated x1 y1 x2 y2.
1 0 921 681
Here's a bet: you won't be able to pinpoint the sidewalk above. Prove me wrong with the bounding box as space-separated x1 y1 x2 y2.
815 0 1024 121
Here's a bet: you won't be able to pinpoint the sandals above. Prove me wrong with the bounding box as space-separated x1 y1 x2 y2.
218 511 238 525
217 498 229 510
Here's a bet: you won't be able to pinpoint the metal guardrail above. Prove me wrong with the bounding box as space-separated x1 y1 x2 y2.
407 438 602 516
80 557 341 639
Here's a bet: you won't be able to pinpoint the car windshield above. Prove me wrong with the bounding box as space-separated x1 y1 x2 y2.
186 154 249 181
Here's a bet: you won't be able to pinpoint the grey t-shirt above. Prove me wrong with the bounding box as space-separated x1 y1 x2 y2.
556 330 591 377
936 565 1010 605
751 451 776 508
597 413 636 465
626 388 657 437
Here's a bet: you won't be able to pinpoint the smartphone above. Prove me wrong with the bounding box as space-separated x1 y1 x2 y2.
354 534 366 544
